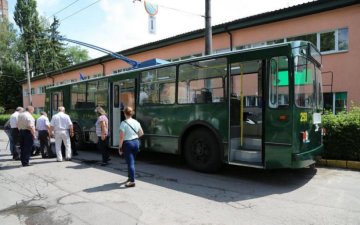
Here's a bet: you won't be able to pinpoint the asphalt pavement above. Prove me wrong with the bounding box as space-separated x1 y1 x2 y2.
1 130 360 225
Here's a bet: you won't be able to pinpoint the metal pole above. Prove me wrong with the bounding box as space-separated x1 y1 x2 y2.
205 0 212 55
25 52 32 106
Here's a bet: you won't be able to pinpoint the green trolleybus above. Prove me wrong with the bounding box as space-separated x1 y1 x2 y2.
45 41 324 172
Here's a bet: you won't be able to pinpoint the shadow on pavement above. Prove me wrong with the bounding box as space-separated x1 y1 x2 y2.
69 149 318 203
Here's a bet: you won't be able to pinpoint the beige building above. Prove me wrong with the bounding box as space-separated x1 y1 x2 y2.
22 0 360 114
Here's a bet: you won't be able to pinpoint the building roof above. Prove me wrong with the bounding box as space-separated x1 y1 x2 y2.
28 0 359 83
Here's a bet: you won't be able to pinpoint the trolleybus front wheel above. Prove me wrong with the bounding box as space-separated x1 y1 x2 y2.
184 128 222 173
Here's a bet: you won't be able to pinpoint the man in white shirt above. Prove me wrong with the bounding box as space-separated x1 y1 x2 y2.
17 106 35 167
50 106 74 162
36 111 51 158
9 107 24 160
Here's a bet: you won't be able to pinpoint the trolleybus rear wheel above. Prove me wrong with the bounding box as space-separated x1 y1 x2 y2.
184 128 222 172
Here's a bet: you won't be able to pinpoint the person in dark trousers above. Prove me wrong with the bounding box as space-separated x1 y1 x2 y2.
9 107 24 160
118 106 144 188
36 111 51 158
17 106 36 167
95 106 110 166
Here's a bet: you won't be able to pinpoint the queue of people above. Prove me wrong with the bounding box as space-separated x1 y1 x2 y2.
4 105 143 188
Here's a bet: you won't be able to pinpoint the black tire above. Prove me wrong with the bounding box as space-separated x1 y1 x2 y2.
184 128 222 172
73 124 84 150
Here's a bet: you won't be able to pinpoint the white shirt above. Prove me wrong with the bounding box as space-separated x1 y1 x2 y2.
9 111 20 128
50 112 73 131
36 115 50 131
17 111 35 130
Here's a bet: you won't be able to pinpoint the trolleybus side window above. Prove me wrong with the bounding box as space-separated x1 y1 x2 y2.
269 56 289 108
71 79 108 109
294 56 316 108
178 57 227 104
140 66 176 105
52 91 63 114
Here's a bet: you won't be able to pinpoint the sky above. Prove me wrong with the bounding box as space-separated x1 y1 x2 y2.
8 0 312 59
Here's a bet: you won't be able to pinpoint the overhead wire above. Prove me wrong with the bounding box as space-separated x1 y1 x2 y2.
47 0 80 19
60 0 103 22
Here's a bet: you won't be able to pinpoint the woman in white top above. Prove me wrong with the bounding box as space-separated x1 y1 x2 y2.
118 106 144 187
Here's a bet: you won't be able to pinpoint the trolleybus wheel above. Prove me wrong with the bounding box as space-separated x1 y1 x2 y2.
184 128 222 172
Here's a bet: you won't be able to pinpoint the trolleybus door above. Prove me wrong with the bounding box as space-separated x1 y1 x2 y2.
264 56 293 168
111 79 136 146
229 60 264 167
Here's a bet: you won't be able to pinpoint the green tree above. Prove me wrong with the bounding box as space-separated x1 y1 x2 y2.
65 45 90 65
14 1 72 76
14 0 43 76
41 17 70 72
0 19 24 109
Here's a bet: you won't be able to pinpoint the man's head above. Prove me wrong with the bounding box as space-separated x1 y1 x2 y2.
40 111 47 117
58 106 65 112
16 107 24 112
26 106 34 114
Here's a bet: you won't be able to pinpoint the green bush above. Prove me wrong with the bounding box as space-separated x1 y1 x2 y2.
0 107 5 114
0 114 40 127
322 105 360 161
0 114 10 126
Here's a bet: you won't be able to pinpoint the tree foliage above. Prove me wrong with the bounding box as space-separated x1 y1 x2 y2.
13 0 89 76
65 46 90 65
0 19 24 110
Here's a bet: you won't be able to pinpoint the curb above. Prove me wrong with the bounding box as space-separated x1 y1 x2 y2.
317 159 360 171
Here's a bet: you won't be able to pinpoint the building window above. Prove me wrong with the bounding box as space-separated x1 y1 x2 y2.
323 92 347 114
287 33 317 46
320 31 335 52
338 28 349 51
37 86 45 94
236 28 348 54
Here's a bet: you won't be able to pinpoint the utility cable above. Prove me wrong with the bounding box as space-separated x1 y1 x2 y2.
47 0 80 19
60 0 102 22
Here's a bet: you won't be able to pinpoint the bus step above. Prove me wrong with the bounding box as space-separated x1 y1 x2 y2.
230 148 262 163
230 138 261 150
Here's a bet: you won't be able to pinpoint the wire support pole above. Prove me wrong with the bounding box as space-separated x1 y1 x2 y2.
205 0 212 55
25 52 32 106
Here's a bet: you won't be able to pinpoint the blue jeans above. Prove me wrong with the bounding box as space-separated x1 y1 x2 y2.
123 139 139 182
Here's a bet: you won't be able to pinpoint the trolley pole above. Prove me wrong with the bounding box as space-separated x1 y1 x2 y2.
205 0 212 55
25 52 32 106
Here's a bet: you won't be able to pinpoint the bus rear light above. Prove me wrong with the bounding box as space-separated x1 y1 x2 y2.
279 115 287 121
300 131 310 143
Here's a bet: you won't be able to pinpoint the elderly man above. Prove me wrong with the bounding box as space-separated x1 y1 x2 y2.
9 107 24 160
50 106 74 161
17 106 36 167
36 111 51 158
